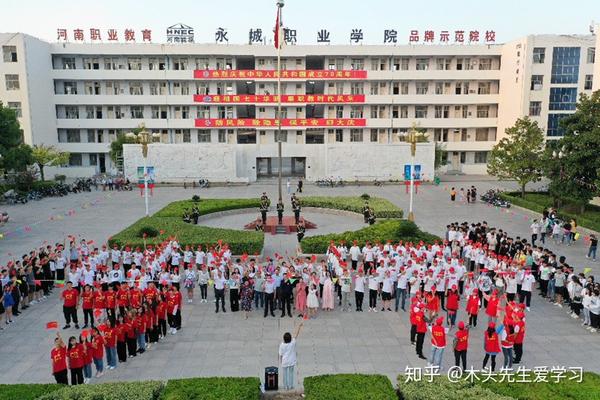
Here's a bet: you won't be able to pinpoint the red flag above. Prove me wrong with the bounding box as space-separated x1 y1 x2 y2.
34 279 41 286
93 309 103 318
274 6 282 49
81 329 91 339
241 252 248 262
98 324 107 332
55 283 65 288
311 254 317 263
46 321 59 330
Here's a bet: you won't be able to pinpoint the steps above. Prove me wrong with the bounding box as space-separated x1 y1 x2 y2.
275 225 287 234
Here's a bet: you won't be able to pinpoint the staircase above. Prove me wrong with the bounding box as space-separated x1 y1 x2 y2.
275 225 287 234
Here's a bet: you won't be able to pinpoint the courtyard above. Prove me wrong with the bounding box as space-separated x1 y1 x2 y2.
0 179 598 387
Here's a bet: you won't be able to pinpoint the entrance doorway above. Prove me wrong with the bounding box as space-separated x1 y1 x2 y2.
256 157 306 178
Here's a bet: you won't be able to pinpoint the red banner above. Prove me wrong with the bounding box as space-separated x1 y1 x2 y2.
193 69 367 80
194 118 366 128
193 94 365 104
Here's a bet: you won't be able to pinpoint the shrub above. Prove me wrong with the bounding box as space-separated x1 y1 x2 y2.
138 226 159 238
360 193 371 200
301 196 403 218
301 220 440 254
191 195 200 202
397 376 514 400
160 377 260 400
0 384 63 400
304 374 396 400
37 381 164 400
54 174 67 183
154 198 260 218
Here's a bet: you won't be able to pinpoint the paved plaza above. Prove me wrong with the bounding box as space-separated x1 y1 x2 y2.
1 179 599 385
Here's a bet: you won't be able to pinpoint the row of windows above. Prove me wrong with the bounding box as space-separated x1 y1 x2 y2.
447 151 489 164
529 74 593 91
532 46 594 64
551 47 580 84
547 113 570 137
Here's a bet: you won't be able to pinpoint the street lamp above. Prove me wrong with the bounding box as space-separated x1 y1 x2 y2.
126 123 160 217
398 122 428 222
275 0 285 202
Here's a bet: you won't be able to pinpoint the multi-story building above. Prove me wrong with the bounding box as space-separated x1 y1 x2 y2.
0 30 598 181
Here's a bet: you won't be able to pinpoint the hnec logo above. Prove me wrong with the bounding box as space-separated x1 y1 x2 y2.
166 23 194 43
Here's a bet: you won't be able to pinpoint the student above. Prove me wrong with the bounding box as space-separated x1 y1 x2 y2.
428 317 448 369
90 327 105 377
306 283 319 319
166 285 182 333
61 281 80 329
414 303 428 360
115 316 128 363
446 285 459 328
67 336 84 385
453 321 469 370
367 270 379 312
51 334 69 385
184 264 196 304
197 265 209 303
278 322 303 391
354 268 366 312
482 322 502 371
466 289 480 327
104 321 117 370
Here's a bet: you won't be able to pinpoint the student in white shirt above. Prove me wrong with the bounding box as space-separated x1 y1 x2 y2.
279 322 303 390
354 268 366 312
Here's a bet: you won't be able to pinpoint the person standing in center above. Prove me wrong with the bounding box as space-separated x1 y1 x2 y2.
354 268 366 312
277 199 284 225
51 333 69 385
280 274 294 318
214 270 227 313
263 273 276 318
279 322 303 391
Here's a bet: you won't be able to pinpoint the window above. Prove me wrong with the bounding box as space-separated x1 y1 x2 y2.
275 131 288 143
350 129 363 142
84 81 101 95
474 151 488 164
529 101 542 116
476 105 490 118
127 57 142 70
151 106 168 119
350 106 363 118
434 105 449 119
415 105 428 119
350 58 364 70
237 130 256 144
7 102 21 118
370 106 385 119
549 87 577 110
5 74 19 90
173 57 188 70
435 58 451 70
456 58 472 70
533 47 545 64
369 82 379 95
64 81 77 95
551 47 580 84
129 82 144 95
478 58 492 70
87 130 96 142
370 129 378 142
197 130 211 142
547 113 569 137
478 82 491 95
350 82 364 95
587 47 595 64
400 105 408 118
585 75 593 90
475 128 489 141
103 58 118 70
67 130 80 143
65 106 79 119
62 57 76 69
2 46 17 62
149 57 166 70
130 106 144 119
83 58 99 70
305 130 323 144
416 58 429 70
335 129 343 142
89 154 97 166
416 82 428 95
69 153 83 166
218 131 226 143
182 130 191 143
530 75 543 90
399 58 409 70
434 128 448 142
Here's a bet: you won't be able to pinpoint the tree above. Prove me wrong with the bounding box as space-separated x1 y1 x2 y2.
109 129 139 165
543 91 600 213
0 102 32 172
487 117 545 197
31 144 70 181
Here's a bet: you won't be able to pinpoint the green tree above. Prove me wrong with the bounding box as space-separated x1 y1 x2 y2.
31 144 70 181
543 91 600 213
487 117 545 197
109 129 139 165
0 102 32 172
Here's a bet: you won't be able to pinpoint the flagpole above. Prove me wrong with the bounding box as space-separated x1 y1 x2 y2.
276 1 284 203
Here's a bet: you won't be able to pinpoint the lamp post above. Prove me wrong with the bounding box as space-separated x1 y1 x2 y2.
275 0 285 202
398 122 428 222
126 124 160 217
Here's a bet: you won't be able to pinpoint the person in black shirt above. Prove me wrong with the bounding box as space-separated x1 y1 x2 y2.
280 276 295 318
587 234 598 261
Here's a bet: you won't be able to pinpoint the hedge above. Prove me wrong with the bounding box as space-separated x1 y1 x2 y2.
478 371 600 400
154 198 260 218
397 376 514 400
160 377 260 400
37 381 164 400
301 219 441 254
0 384 63 400
304 374 396 400
499 192 600 232
109 216 264 255
301 196 403 219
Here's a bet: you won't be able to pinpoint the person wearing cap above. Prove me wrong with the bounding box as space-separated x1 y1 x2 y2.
466 289 480 327
349 241 361 271
446 285 459 328
453 321 469 370
482 321 503 371
512 311 526 364
414 303 427 359
428 316 448 368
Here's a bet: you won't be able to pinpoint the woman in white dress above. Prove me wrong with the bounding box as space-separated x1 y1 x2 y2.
307 283 319 319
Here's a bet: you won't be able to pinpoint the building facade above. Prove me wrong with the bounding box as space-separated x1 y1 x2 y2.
0 31 598 181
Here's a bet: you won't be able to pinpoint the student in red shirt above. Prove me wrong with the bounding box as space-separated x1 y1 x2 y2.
93 287 106 320
116 283 129 317
143 282 158 310
166 285 182 334
81 285 95 328
513 311 526 364
82 335 93 383
466 289 480 327
104 321 118 370
105 285 117 324
453 321 470 370
483 321 502 371
50 334 68 385
130 286 143 309
134 309 147 354
115 315 128 363
446 285 460 328
67 336 84 385
143 304 156 346
61 282 80 329
414 303 428 360
156 296 167 338
125 311 137 358
90 327 105 377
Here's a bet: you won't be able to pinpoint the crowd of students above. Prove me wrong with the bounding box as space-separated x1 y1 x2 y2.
2 211 598 385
